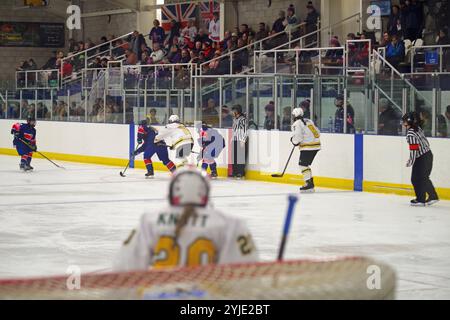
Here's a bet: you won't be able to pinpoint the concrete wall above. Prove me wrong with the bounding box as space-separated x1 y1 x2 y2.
0 1 67 85
225 0 321 33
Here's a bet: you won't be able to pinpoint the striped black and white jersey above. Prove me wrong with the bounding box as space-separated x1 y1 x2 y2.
232 115 248 142
406 127 430 165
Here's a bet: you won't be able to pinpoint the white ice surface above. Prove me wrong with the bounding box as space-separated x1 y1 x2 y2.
0 155 449 299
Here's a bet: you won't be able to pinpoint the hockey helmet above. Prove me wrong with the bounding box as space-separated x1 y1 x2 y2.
169 166 210 207
27 115 36 127
292 107 304 119
402 111 421 127
168 114 180 124
231 104 242 114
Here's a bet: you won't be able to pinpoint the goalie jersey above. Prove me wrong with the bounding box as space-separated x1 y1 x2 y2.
113 206 259 271
291 118 321 151
154 123 194 149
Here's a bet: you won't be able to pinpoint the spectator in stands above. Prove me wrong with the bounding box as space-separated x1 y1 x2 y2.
56 57 73 78
140 42 151 56
379 32 390 47
148 108 159 125
324 37 343 66
233 38 249 73
99 36 109 54
36 102 49 119
386 34 405 69
420 106 447 138
150 43 165 64
263 102 278 130
165 20 181 48
42 51 58 70
195 28 209 43
193 41 203 56
281 107 291 131
189 51 200 64
181 19 197 48
334 94 355 134
304 1 319 45
130 31 146 61
221 30 231 50
437 27 450 45
402 0 420 41
255 23 268 42
239 24 249 38
112 39 126 58
180 49 191 64
272 10 286 34
68 38 76 52
167 44 181 64
27 59 37 70
378 98 401 135
202 98 219 126
150 19 165 45
299 99 311 119
387 5 402 37
205 50 221 74
202 41 215 61
419 107 432 136
241 33 249 45
100 57 109 68
284 4 298 31
209 12 220 43
124 49 138 65
221 105 233 128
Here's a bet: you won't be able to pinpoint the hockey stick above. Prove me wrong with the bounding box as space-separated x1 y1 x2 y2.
120 144 142 177
271 145 296 178
17 137 65 169
277 194 299 261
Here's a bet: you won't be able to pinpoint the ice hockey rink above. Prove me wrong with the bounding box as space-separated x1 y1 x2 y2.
0 155 449 300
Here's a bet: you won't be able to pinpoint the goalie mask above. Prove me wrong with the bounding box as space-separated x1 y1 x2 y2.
169 166 210 207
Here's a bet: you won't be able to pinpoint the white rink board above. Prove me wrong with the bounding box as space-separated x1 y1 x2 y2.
364 135 450 188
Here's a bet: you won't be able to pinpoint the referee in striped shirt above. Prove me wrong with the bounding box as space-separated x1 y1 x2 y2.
402 112 439 206
231 105 248 179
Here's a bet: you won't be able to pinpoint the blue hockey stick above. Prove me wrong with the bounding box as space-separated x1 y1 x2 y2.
277 194 299 261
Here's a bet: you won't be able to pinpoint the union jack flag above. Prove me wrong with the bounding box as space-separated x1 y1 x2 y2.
199 0 220 28
161 2 197 32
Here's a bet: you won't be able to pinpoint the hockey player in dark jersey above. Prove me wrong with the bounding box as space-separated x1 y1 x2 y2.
132 117 176 178
197 121 225 178
11 115 37 171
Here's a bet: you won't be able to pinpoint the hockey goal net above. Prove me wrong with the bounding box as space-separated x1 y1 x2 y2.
0 257 396 300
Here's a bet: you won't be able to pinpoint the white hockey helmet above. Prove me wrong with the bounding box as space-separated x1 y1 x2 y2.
169 166 210 207
292 107 304 118
168 114 180 124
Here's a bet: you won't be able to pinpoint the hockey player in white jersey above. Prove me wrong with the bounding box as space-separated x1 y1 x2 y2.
113 166 259 271
154 114 194 167
290 107 321 193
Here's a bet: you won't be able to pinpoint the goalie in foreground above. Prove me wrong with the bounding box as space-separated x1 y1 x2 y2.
113 166 258 271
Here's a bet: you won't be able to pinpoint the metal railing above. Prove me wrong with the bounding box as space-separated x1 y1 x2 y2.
15 69 60 89
198 21 308 76
254 47 345 76
409 44 450 74
271 13 361 51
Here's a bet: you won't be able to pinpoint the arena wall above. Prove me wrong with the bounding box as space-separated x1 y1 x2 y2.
0 119 449 199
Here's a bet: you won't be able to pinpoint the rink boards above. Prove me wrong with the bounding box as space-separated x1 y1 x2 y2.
0 119 449 199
